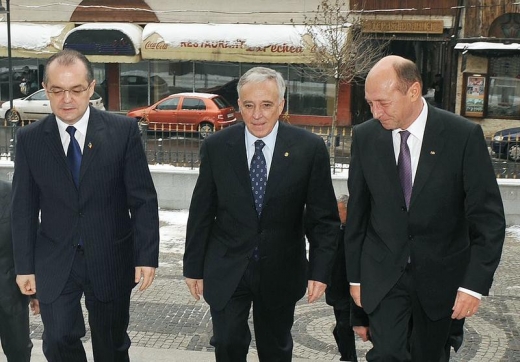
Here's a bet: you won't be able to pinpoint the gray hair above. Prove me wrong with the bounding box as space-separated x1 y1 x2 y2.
237 67 286 102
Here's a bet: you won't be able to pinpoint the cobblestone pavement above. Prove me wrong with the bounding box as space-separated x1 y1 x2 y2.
26 215 520 361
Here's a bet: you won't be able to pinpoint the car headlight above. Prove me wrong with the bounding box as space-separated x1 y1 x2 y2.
493 135 504 141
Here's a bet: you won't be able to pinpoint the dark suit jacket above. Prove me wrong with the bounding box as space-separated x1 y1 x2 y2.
184 122 339 311
325 226 350 310
345 105 505 321
11 107 159 304
0 180 28 315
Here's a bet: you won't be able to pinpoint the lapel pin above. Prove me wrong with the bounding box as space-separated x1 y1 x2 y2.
88 142 93 149
430 151 435 155
284 152 289 157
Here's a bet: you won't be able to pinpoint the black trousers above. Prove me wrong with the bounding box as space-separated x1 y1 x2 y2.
0 295 32 362
210 260 296 362
366 267 452 362
39 247 132 362
332 308 358 362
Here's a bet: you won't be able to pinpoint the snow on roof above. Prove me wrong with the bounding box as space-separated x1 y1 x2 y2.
455 42 520 51
0 23 72 50
142 23 306 47
66 23 143 52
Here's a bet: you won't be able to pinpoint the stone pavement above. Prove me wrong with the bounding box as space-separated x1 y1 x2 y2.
2 217 519 362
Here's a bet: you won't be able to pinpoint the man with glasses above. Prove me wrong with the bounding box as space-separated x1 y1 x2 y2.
11 49 159 361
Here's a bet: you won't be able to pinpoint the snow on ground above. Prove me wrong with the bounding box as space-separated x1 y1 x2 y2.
159 209 520 256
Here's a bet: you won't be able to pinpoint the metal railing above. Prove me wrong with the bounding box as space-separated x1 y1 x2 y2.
1 121 519 179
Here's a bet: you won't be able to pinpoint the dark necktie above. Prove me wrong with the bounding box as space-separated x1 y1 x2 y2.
250 140 267 216
398 130 412 209
250 140 267 262
66 126 82 187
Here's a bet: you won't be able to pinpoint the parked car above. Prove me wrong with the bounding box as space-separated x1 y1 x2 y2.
0 89 105 124
127 92 237 138
491 127 520 162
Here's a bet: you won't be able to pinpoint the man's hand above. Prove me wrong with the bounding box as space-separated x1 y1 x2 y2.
353 326 371 342
307 280 326 303
135 266 156 291
451 290 480 320
350 285 362 307
30 298 40 315
185 278 204 301
16 275 36 295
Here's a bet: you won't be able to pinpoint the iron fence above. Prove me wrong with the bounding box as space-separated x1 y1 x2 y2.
1 121 519 179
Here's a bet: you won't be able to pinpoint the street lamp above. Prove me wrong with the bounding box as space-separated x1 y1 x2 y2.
0 0 12 113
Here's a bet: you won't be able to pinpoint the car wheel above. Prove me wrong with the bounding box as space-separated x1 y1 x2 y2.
198 122 214 139
508 144 520 162
6 109 21 124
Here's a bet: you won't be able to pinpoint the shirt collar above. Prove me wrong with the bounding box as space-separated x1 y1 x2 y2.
56 106 90 136
392 98 428 141
245 121 279 151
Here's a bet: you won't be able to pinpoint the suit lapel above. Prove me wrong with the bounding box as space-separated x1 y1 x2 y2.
42 115 74 184
224 123 251 195
80 109 105 184
263 122 294 203
375 126 403 202
410 106 445 207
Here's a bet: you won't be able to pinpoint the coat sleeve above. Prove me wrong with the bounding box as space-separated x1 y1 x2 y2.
124 121 160 268
183 141 218 279
343 127 371 283
304 137 340 284
461 124 505 295
11 128 40 275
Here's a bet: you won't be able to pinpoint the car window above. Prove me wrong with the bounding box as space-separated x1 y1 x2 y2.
28 91 49 101
212 96 233 109
157 97 179 110
182 98 206 111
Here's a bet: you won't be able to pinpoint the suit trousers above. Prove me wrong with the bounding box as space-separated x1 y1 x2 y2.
0 297 32 362
209 259 296 362
366 266 452 362
39 247 132 362
332 308 358 362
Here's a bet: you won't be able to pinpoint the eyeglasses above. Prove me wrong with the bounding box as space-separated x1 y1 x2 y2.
47 83 92 97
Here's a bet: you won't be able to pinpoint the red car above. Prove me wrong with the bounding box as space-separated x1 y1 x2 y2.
127 92 237 138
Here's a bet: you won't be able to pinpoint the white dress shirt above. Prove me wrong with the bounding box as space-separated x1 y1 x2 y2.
245 121 279 178
56 107 90 155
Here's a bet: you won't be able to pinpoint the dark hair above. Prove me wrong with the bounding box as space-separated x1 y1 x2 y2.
393 59 423 94
43 49 94 85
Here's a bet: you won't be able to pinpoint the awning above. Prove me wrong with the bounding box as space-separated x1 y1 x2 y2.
455 42 520 52
63 23 142 63
0 22 75 58
141 23 313 63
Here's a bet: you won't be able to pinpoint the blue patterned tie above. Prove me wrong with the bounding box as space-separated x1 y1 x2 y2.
250 140 267 262
66 126 82 188
398 130 412 209
250 140 267 216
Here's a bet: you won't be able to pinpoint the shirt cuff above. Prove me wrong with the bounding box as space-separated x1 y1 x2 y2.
349 282 361 286
458 287 482 300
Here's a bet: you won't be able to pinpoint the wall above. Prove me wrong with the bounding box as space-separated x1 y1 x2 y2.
1 162 518 226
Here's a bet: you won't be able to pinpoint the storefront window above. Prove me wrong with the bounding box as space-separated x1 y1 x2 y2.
119 60 331 116
488 56 520 119
0 58 43 102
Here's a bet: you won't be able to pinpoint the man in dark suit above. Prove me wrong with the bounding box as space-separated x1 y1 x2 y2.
0 180 33 362
184 66 339 362
325 195 358 362
11 49 159 362
345 55 505 361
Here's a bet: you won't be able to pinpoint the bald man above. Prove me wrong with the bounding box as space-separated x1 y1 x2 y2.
344 55 505 361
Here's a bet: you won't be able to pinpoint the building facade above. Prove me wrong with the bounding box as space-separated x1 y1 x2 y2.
1 1 517 133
